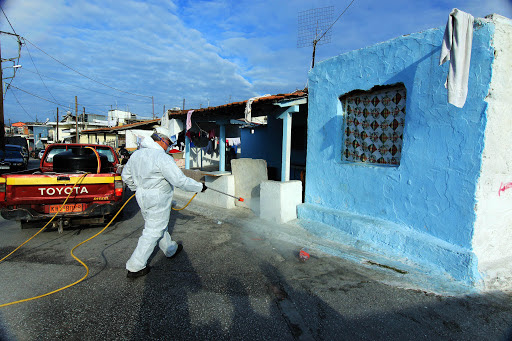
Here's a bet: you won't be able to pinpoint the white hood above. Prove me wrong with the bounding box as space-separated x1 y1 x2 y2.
140 136 162 151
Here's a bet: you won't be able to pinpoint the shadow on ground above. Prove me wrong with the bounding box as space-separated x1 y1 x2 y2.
129 211 512 341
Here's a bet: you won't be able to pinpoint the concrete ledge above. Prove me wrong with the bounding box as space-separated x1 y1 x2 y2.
174 174 236 209
297 203 479 286
231 158 267 210
260 180 302 223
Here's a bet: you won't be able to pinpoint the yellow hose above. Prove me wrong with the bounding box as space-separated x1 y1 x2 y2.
0 193 136 308
0 172 89 264
172 193 197 211
85 147 101 174
0 190 198 308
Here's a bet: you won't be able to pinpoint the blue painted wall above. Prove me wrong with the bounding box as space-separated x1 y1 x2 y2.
241 115 283 180
33 126 50 148
298 21 495 285
241 108 308 181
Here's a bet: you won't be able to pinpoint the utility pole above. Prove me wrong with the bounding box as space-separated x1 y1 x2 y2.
75 96 78 143
56 108 59 143
83 107 85 132
183 98 185 111
311 40 317 69
152 96 154 119
0 39 5 150
0 38 5 150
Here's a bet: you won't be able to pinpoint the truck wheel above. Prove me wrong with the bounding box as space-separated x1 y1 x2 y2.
20 221 43 229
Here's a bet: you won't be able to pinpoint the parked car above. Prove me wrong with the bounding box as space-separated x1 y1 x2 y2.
38 149 45 159
0 145 28 172
20 146 29 164
5 136 29 160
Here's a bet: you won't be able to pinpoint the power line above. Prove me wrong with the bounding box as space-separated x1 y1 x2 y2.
24 42 60 104
9 87 35 121
20 68 150 104
0 29 23 100
0 5 18 36
316 0 357 43
23 38 153 99
9 84 103 117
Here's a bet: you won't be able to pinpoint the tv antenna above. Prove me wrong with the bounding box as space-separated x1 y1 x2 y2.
297 1 357 69
297 6 334 69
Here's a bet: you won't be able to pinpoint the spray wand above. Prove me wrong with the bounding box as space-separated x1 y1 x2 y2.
206 187 245 202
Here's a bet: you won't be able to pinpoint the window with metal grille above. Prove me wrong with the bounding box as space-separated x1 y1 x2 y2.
340 84 406 166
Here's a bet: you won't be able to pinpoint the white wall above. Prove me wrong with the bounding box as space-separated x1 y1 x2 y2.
473 15 512 291
125 130 154 149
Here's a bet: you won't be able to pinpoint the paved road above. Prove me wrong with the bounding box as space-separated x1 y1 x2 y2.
0 189 511 340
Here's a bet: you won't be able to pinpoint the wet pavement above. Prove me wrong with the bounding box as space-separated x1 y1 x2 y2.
0 190 511 340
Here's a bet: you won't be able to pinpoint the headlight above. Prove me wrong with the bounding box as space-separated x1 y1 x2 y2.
15 163 22 166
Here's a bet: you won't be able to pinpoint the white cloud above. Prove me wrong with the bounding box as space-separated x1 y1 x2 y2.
1 0 511 122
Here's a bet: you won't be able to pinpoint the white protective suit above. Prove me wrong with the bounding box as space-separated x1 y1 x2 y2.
121 137 203 272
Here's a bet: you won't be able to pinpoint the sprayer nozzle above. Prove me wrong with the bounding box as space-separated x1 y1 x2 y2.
239 198 244 202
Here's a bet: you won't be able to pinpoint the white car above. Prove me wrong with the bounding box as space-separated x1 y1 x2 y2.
38 149 45 159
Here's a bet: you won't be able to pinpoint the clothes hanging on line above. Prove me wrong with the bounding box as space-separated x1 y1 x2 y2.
439 8 474 108
186 110 194 131
226 138 241 147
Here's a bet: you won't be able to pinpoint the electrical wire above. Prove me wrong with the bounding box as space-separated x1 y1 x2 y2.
23 38 153 99
21 69 150 105
316 0 357 43
8 85 36 121
9 84 104 117
24 42 59 104
0 5 18 36
0 29 23 100
1 8 152 111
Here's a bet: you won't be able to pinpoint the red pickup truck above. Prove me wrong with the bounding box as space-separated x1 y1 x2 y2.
0 143 125 229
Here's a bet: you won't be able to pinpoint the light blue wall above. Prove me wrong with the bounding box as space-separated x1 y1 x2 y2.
241 116 282 179
241 106 308 181
33 126 50 148
298 21 495 285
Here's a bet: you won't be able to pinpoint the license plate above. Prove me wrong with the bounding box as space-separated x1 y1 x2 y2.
0 165 9 169
49 203 83 213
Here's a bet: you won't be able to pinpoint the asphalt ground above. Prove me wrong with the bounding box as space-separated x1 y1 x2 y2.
0 186 511 340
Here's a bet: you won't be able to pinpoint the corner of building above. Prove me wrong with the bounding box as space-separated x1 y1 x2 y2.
472 14 512 291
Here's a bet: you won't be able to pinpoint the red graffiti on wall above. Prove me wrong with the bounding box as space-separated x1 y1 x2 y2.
498 182 512 196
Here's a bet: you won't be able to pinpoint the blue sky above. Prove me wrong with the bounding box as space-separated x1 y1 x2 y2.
1 0 511 123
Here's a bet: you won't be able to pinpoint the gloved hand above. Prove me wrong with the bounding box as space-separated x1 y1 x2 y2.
201 183 208 192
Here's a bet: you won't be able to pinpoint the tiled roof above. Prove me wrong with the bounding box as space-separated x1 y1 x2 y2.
81 119 160 133
169 89 308 120
81 89 308 133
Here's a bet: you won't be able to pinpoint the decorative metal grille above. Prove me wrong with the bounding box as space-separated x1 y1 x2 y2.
341 86 406 166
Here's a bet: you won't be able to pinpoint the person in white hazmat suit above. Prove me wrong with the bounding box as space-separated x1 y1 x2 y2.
121 132 207 278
